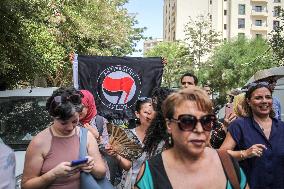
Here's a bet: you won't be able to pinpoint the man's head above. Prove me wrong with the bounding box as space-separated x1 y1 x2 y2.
203 85 212 97
180 72 198 88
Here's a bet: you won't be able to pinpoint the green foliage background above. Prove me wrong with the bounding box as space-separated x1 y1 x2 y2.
198 37 279 105
145 41 193 88
0 0 145 89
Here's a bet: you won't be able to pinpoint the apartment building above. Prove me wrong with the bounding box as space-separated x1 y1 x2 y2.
163 0 211 41
163 0 283 41
143 38 163 55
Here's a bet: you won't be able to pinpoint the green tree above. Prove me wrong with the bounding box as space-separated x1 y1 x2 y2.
184 14 221 68
200 37 278 105
0 0 145 89
145 41 192 88
269 9 284 64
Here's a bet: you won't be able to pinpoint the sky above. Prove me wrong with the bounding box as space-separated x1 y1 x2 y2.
124 0 164 57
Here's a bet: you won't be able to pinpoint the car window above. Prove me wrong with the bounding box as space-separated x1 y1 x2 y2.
0 96 52 150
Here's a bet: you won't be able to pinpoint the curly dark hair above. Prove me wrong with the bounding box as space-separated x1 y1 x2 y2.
143 87 175 156
46 87 83 121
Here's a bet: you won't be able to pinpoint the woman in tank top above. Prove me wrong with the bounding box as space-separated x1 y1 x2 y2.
21 87 106 189
135 87 248 189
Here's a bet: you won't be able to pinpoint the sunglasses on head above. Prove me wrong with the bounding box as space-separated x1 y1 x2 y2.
137 97 151 102
50 93 82 110
170 114 216 131
267 78 277 84
247 81 269 91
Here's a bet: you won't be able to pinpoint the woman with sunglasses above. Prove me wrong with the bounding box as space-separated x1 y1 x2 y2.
135 87 248 189
21 87 106 189
118 97 155 189
221 82 284 188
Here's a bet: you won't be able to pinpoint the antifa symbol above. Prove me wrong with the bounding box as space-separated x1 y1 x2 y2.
102 76 135 104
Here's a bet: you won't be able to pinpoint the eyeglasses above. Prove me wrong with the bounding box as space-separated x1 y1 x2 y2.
170 114 216 131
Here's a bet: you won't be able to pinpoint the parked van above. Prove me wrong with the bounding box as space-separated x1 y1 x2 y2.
0 87 57 188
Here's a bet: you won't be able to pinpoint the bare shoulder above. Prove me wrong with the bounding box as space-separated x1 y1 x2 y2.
27 128 51 155
205 147 220 161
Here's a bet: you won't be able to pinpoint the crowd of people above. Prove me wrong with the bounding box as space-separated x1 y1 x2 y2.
1 71 284 189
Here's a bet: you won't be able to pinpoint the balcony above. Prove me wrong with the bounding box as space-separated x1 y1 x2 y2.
251 24 268 31
251 0 268 2
251 10 268 17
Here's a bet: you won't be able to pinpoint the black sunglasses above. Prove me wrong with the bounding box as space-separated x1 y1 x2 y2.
51 94 81 105
50 94 82 111
170 114 216 131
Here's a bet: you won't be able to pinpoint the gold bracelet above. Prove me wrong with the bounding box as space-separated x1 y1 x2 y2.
240 150 245 160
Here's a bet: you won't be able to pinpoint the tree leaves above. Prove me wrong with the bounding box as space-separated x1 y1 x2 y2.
269 9 284 65
184 14 221 68
199 37 278 105
145 41 193 88
0 0 144 89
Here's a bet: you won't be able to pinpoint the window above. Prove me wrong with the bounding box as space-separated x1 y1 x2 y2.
224 38 227 41
224 24 227 30
256 34 262 38
255 20 262 26
239 4 245 15
255 6 263 12
274 6 281 16
224 10 227 15
209 14 212 20
238 18 245 28
210 0 212 4
273 20 280 29
274 0 281 3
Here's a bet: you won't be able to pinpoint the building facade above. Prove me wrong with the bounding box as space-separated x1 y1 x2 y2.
163 0 283 41
143 38 163 55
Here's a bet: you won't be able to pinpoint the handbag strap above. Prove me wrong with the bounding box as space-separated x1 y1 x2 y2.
79 127 88 158
95 115 104 136
217 150 240 189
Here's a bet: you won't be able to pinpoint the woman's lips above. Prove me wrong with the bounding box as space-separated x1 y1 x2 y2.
189 139 205 146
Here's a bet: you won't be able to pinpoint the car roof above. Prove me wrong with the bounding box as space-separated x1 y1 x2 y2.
0 87 58 97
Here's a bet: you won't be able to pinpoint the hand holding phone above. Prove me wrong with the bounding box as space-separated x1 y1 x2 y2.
70 157 88 167
225 103 234 116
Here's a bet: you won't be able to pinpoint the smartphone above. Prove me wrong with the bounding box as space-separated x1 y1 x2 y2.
70 157 88 167
225 103 234 116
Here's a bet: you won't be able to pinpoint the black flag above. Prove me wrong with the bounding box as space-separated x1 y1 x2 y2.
75 55 163 127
